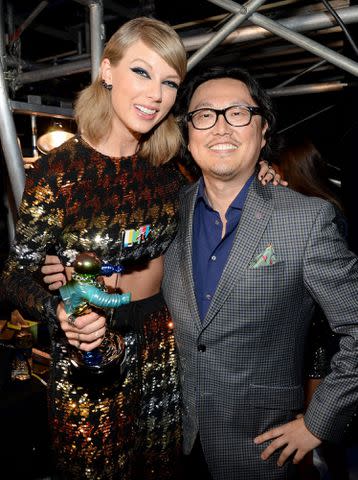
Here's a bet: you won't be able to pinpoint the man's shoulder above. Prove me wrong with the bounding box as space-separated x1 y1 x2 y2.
266 184 341 235
269 183 331 212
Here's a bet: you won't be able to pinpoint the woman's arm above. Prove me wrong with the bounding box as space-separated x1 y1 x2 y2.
0 158 63 324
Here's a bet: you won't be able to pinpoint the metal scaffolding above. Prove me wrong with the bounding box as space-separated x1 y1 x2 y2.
1 0 358 231
0 0 104 234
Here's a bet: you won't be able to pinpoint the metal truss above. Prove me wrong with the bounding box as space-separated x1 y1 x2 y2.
1 0 358 227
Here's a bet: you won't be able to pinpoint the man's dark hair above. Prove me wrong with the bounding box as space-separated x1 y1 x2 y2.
175 66 277 167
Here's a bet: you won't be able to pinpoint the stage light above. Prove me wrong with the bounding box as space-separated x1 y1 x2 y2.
36 122 74 154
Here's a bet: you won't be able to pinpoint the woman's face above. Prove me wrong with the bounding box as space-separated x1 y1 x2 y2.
101 39 181 139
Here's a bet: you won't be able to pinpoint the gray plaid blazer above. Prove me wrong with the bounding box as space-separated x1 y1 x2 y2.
162 177 358 480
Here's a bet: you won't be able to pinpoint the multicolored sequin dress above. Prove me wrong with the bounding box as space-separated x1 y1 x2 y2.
1 136 186 479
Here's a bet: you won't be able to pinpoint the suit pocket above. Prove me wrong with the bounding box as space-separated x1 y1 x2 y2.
248 383 304 410
243 262 286 301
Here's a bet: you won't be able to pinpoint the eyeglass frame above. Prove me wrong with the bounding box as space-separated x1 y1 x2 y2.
185 104 263 130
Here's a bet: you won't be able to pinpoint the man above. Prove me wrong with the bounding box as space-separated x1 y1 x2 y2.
162 67 358 480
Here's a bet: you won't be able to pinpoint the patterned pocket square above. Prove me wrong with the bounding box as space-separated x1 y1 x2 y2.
250 243 277 268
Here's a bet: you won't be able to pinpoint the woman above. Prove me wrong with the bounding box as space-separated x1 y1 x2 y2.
1 17 280 480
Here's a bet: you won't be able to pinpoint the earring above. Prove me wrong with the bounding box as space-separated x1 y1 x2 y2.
101 80 112 91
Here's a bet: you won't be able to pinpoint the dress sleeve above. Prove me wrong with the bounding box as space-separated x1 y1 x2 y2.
0 155 64 324
304 306 339 379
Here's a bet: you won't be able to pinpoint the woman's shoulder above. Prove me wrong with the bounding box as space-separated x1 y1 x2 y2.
46 136 84 168
157 158 191 187
29 136 95 189
32 136 80 175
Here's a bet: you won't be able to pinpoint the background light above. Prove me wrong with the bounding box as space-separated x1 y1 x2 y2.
36 122 75 154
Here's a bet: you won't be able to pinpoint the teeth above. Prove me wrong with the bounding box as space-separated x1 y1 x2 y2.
136 105 156 115
209 144 237 151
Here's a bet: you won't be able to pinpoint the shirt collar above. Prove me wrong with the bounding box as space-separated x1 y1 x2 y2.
196 177 208 206
196 174 254 211
231 175 254 210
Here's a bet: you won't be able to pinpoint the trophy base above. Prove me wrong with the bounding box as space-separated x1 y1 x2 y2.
69 332 128 387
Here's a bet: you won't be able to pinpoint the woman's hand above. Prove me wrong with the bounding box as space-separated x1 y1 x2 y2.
42 255 66 290
56 301 106 351
258 160 288 186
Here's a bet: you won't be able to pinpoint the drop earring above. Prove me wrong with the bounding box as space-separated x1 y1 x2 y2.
101 80 113 91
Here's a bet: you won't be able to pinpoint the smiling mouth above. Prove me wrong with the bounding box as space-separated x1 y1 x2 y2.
209 143 238 151
135 104 157 115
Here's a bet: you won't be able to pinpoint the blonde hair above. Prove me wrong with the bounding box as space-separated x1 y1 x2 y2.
75 17 187 165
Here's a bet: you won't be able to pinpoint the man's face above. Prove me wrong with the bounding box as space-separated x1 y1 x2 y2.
187 78 268 183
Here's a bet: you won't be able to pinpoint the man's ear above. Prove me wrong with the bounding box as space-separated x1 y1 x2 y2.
101 58 112 84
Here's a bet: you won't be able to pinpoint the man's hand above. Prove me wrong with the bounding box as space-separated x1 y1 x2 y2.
254 416 322 467
42 255 66 290
56 302 106 351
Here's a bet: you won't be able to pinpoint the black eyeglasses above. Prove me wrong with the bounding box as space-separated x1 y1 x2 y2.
186 105 262 130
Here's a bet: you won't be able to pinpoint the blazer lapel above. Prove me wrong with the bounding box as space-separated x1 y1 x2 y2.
203 179 275 326
179 182 202 331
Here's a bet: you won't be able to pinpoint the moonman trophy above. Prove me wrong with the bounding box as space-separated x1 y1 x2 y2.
59 252 130 383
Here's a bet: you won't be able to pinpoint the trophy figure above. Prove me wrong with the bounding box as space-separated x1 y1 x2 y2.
59 252 130 383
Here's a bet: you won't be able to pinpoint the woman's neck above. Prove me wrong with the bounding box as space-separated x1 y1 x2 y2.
84 125 141 158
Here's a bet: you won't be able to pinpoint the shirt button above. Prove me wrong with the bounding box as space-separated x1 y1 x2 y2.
215 220 220 225
205 294 212 300
197 344 206 352
211 255 216 261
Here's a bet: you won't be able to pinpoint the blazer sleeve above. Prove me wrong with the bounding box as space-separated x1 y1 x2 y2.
303 201 358 442
0 156 63 325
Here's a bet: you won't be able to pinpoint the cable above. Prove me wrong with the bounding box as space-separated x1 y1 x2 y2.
321 0 358 58
32 372 48 387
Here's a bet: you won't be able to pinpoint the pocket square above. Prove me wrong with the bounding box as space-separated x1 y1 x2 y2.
250 243 277 268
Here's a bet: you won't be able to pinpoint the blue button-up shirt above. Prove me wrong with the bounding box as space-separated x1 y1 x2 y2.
192 175 254 321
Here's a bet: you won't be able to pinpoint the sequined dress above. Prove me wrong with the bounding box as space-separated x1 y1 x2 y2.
1 136 186 479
